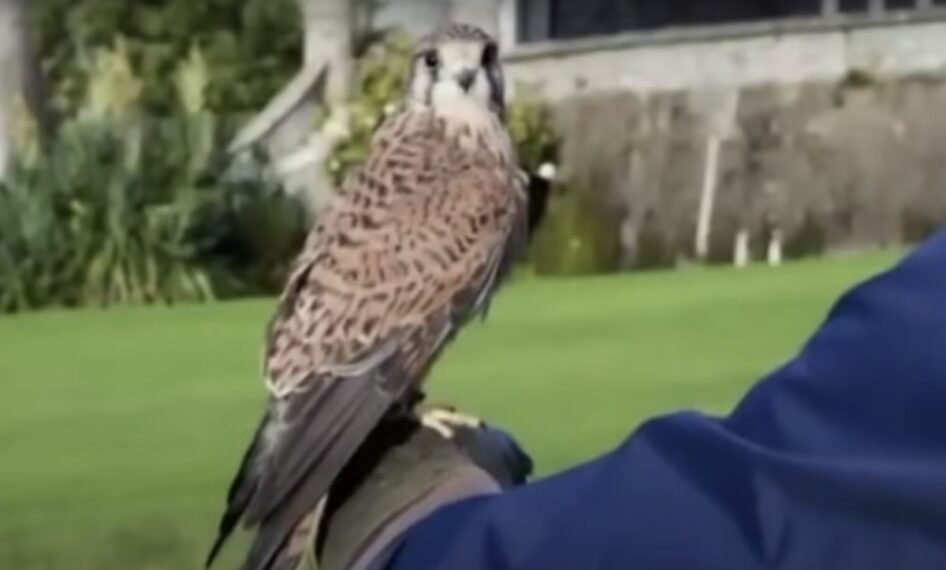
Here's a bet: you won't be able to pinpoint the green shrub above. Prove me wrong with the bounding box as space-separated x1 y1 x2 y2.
0 41 287 312
506 86 559 173
30 0 302 118
528 181 622 276
212 162 308 297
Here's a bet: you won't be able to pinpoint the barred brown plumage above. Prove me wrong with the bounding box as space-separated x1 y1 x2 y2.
207 22 528 570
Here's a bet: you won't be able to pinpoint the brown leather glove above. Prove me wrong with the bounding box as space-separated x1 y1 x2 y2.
280 407 533 570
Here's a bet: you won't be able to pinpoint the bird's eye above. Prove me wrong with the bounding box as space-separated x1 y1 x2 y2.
423 50 439 69
481 44 498 67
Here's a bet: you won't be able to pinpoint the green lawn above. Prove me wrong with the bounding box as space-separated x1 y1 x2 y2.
0 251 902 569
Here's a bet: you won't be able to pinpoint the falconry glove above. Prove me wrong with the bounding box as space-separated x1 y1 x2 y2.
291 407 533 570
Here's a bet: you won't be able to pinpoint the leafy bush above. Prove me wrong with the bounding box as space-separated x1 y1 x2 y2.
0 41 288 312
30 0 302 117
528 179 622 276
506 86 559 173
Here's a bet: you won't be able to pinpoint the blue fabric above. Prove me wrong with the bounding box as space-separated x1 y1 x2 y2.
385 228 946 570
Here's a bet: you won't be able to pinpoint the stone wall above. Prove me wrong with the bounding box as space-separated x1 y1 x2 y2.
547 73 946 269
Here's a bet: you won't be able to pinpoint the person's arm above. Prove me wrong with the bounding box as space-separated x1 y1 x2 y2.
385 228 946 570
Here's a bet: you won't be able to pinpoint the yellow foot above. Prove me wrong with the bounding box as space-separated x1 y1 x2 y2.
419 406 484 439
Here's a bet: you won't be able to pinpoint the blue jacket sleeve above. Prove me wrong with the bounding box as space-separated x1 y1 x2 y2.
385 228 946 570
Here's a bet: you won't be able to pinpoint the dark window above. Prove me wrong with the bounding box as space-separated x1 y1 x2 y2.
518 0 930 43
639 0 823 27
886 0 916 9
547 0 630 39
839 0 869 12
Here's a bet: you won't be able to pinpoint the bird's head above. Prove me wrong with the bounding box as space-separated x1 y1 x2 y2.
405 23 505 121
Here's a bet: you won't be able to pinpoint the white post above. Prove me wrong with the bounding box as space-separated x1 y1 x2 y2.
734 229 750 268
692 87 740 262
767 229 783 266
695 136 721 260
298 0 353 108
497 0 518 52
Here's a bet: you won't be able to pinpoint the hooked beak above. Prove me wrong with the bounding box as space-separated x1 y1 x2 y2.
457 70 476 93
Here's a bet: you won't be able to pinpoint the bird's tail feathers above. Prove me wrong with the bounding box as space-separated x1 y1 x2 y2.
206 411 272 568
241 372 401 570
266 498 327 570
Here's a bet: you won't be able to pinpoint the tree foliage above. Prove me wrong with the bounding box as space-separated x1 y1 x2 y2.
30 0 302 118
0 40 296 312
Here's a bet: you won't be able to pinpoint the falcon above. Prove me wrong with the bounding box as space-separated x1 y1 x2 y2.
206 23 528 570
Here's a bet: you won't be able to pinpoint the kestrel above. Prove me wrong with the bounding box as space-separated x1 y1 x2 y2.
207 23 528 570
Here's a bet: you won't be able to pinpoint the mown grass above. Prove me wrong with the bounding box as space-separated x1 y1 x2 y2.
0 251 901 569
